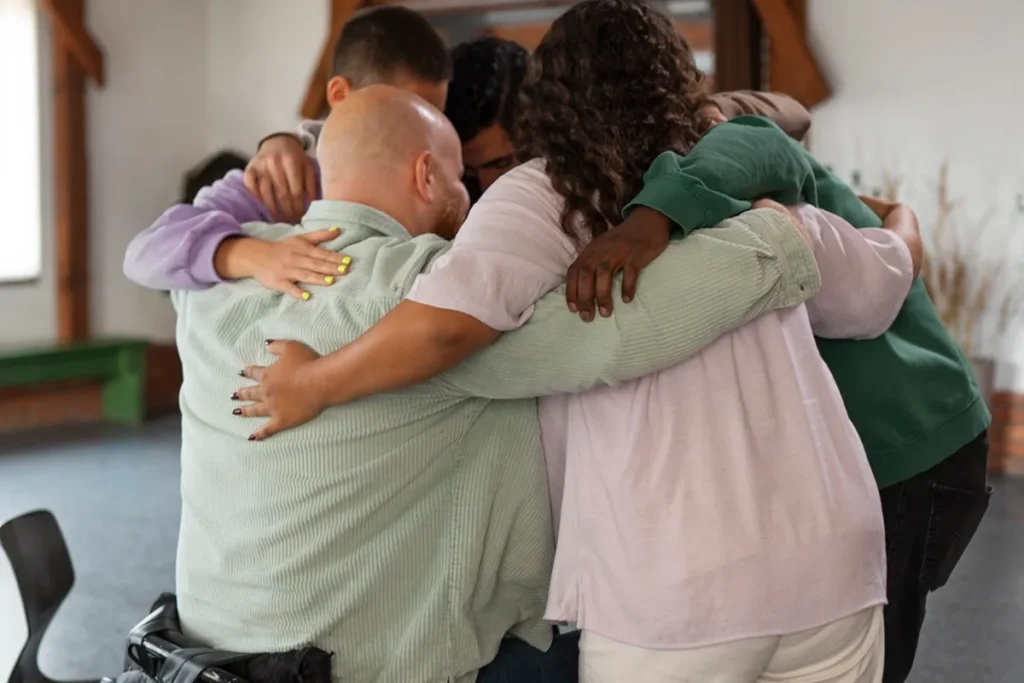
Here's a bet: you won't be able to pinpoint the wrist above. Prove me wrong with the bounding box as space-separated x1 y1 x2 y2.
257 132 302 154
630 206 672 237
213 237 270 280
302 355 351 408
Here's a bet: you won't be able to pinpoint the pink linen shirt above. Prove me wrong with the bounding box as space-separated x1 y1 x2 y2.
407 160 913 649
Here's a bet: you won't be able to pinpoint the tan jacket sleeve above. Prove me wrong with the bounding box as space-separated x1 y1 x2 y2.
712 91 812 142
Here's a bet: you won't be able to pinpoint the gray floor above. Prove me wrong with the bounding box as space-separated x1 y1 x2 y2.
0 417 1021 682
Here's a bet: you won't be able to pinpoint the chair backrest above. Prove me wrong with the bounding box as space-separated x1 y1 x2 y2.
1 509 76 683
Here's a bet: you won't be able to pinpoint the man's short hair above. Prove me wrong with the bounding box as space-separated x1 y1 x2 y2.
332 7 452 87
444 37 528 143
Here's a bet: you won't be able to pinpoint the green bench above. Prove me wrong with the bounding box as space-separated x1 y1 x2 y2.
0 339 148 425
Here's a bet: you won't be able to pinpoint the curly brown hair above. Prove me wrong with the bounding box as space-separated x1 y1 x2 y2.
515 0 710 240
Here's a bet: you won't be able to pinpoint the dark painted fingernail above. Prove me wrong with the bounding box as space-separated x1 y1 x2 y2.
232 408 242 416
238 370 245 377
247 434 256 441
264 339 274 345
230 392 239 400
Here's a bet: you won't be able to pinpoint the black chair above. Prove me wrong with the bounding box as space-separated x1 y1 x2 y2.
0 509 100 683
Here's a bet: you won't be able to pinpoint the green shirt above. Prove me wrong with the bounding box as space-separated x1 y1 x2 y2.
626 116 990 488
171 201 816 683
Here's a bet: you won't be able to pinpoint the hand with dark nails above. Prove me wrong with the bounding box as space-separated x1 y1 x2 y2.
232 340 326 441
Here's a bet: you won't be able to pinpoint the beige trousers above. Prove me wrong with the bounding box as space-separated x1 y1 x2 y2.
579 606 884 683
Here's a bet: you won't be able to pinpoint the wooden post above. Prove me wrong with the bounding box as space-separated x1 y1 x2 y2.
767 0 805 93
51 0 90 342
752 0 830 107
713 0 763 92
300 0 366 120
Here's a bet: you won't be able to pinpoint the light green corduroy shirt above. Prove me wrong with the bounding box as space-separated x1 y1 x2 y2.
171 202 818 683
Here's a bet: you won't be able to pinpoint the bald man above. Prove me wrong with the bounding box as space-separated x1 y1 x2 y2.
159 86 822 683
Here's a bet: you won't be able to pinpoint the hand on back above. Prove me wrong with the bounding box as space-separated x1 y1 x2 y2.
244 134 318 223
564 200 813 322
233 340 327 441
216 229 353 301
565 207 672 322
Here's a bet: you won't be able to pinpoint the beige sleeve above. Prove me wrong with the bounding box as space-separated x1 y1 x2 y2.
712 91 812 142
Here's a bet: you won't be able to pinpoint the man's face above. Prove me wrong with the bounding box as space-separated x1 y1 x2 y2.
462 123 517 197
425 132 470 240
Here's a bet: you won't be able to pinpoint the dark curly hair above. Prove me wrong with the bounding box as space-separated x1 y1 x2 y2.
445 37 529 143
515 0 710 240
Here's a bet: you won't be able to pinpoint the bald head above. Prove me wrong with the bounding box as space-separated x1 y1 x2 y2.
317 85 468 238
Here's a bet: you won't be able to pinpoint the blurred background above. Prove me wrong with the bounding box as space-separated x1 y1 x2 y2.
1 1 1021 682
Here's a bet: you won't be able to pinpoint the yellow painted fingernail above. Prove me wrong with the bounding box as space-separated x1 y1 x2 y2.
338 265 348 275
330 226 341 232
341 256 352 265
302 291 311 300
324 276 334 284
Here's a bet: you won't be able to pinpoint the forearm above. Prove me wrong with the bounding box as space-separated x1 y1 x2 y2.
624 118 818 234
212 237 272 280
124 206 243 290
800 205 915 340
881 205 923 276
712 91 812 141
307 300 500 406
124 170 278 290
443 209 821 399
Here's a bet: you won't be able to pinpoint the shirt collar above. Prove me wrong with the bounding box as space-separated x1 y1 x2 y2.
302 200 411 240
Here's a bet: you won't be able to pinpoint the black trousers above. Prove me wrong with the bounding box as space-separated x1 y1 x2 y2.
879 430 992 683
476 630 580 683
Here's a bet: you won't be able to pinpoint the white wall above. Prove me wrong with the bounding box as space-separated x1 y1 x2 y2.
87 0 211 342
806 0 1024 388
0 9 56 345
206 0 325 153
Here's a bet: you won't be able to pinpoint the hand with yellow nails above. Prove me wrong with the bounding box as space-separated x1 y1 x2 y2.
214 226 353 301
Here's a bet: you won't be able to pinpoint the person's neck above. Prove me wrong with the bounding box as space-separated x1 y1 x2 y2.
321 182 426 237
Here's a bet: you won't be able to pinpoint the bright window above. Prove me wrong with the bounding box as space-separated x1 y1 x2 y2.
0 0 42 282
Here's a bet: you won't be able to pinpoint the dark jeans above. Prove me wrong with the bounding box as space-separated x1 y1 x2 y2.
476 630 580 683
880 430 992 683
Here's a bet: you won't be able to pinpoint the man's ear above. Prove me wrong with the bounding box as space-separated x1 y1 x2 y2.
326 77 352 107
412 151 436 204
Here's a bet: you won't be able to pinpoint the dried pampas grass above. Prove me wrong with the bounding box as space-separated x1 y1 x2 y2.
889 162 1023 357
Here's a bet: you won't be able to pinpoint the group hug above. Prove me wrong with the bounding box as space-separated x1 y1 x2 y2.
123 2 992 682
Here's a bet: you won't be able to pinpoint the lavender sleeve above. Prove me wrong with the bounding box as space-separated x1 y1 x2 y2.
123 170 272 291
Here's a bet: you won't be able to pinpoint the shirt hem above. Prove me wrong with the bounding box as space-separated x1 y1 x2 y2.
544 527 886 650
869 396 991 489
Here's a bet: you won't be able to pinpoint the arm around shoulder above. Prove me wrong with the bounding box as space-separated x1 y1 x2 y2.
797 204 915 339
441 208 820 399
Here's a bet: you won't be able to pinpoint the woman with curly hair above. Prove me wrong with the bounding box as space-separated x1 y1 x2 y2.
234 2 913 681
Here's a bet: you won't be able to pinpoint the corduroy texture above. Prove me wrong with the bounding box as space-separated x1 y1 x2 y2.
171 203 816 683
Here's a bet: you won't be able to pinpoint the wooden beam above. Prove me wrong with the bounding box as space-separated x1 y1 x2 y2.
483 18 709 54
373 0 572 16
675 20 712 54
52 0 90 342
300 0 366 120
752 0 830 108
713 0 762 91
482 22 549 51
38 0 105 86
